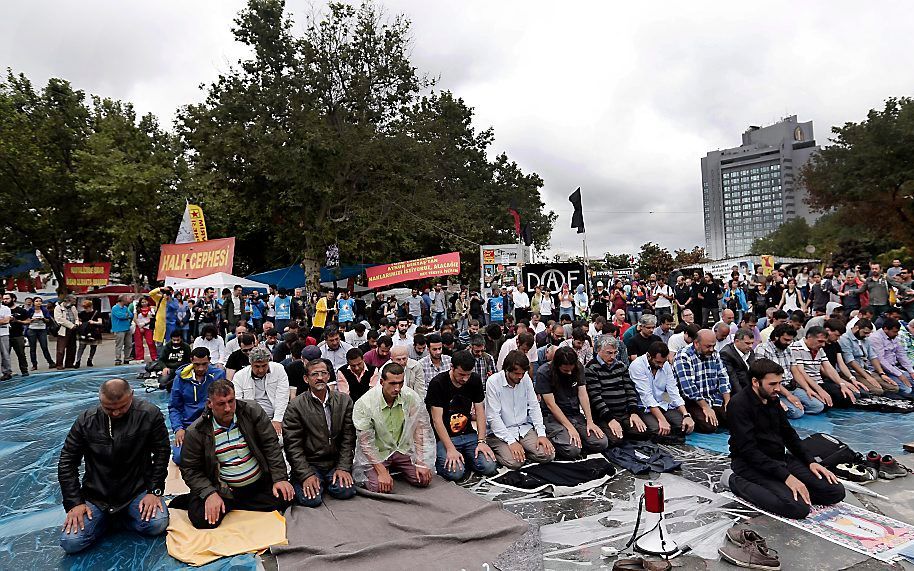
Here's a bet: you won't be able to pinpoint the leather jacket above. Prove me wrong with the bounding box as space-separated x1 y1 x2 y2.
282 391 356 483
57 398 169 513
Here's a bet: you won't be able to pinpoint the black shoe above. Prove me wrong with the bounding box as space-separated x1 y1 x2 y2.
87 360 94 367
0 374 11 381
879 455 909 480
73 362 81 369
20 370 29 377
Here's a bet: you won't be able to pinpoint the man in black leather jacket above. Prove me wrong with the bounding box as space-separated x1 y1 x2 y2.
57 379 170 554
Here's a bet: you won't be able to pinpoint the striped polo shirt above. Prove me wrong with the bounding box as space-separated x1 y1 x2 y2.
212 415 262 487
788 339 826 384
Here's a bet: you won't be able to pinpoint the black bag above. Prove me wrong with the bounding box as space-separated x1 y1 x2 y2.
800 433 857 469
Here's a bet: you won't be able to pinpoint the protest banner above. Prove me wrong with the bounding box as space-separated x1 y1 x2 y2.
366 252 461 288
157 237 235 280
64 262 111 291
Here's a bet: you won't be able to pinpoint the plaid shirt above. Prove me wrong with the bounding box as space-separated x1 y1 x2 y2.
474 352 496 385
419 354 452 389
754 340 794 383
672 345 731 406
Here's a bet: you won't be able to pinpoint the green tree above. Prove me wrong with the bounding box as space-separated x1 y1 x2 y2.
603 253 633 269
801 97 914 251
178 0 554 290
636 242 674 276
749 218 812 258
673 246 709 267
0 71 92 293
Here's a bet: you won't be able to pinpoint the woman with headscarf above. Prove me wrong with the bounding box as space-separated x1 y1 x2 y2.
574 284 589 320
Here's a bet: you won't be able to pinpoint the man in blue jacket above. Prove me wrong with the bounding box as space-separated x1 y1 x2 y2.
111 295 133 366
168 346 226 464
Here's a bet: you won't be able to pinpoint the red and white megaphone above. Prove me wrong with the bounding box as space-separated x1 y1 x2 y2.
634 481 679 556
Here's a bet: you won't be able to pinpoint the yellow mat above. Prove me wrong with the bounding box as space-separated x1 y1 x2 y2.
166 508 288 566
165 459 190 495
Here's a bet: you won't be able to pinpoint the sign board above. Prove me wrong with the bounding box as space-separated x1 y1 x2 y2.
761 255 775 276
592 268 634 282
703 257 753 280
366 252 461 288
64 262 111 291
522 263 587 295
157 237 236 280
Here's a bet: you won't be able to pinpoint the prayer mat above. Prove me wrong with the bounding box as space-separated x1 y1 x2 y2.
722 493 914 562
166 508 287 567
273 477 528 570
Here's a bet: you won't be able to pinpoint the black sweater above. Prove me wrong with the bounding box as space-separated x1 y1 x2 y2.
727 387 814 481
584 357 641 424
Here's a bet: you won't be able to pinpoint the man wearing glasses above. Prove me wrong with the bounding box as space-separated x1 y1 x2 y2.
282 359 357 507
225 333 257 381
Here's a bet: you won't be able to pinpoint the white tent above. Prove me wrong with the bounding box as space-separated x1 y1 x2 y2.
167 272 269 295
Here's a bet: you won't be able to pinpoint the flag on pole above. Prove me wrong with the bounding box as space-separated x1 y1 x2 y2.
521 222 533 246
175 203 208 244
507 206 522 236
569 187 585 234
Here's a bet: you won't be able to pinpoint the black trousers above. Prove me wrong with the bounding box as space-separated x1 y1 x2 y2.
639 408 686 444
186 478 290 529
685 400 727 433
730 455 845 519
604 415 653 447
820 381 853 408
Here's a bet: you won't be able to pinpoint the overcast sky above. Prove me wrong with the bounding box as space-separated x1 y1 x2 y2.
4 1 914 260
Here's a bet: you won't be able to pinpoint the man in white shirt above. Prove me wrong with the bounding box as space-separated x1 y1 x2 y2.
318 328 353 372
512 285 531 324
344 323 369 347
391 317 413 348
530 312 546 335
231 346 290 434
485 350 555 469
496 332 537 374
651 276 674 318
667 324 699 359
0 300 11 380
629 341 695 441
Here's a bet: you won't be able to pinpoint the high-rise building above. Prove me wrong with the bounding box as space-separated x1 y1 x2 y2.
701 115 820 259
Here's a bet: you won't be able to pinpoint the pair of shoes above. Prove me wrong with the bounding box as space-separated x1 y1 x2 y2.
833 462 876 482
719 524 780 570
612 557 671 571
867 451 909 480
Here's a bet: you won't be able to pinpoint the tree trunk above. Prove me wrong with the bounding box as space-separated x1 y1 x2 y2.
128 245 140 294
301 254 321 295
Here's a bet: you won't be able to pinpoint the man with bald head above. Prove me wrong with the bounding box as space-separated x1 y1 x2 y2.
673 329 732 433
383 344 425 399
58 379 170 554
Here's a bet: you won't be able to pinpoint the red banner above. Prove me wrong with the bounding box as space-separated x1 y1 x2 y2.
64 262 112 291
157 237 235 280
366 252 461 288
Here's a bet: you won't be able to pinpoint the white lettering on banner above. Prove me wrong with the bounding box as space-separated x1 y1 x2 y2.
524 268 583 294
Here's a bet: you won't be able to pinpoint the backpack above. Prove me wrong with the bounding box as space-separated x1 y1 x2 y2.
800 433 857 469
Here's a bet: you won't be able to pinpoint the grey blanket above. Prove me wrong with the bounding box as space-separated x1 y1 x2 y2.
273 478 529 570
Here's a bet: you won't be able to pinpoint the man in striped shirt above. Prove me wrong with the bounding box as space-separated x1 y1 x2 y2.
180 379 294 529
584 337 648 446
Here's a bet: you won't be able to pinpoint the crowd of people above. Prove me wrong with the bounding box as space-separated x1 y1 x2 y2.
48 258 914 555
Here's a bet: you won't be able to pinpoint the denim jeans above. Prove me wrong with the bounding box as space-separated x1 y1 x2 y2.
293 467 357 507
28 329 55 366
59 491 168 554
435 432 499 481
780 387 826 419
886 373 914 398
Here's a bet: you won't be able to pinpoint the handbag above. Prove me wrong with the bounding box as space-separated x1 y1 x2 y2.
800 433 857 469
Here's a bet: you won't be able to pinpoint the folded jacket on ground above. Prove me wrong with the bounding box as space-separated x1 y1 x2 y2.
604 442 682 475
165 508 287 567
491 457 615 493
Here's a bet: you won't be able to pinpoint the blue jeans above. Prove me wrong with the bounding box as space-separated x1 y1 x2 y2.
780 388 826 419
435 433 499 481
433 311 446 330
293 467 357 507
627 309 643 325
412 314 422 325
559 307 574 321
886 373 914 398
59 491 168 554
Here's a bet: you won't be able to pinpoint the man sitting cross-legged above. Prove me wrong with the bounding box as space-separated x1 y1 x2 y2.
485 350 555 469
723 358 845 519
352 363 436 493
180 379 294 528
283 358 357 507
58 379 170 554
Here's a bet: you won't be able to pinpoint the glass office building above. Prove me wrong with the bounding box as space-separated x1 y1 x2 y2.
701 116 820 259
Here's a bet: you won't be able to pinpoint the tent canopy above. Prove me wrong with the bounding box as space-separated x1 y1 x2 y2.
0 252 42 278
247 263 378 290
167 272 268 293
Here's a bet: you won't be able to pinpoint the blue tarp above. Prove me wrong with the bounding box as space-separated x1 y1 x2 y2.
247 263 377 290
0 367 259 570
0 251 42 278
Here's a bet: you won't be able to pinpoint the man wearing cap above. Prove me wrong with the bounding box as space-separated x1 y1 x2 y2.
231 346 290 435
592 281 610 321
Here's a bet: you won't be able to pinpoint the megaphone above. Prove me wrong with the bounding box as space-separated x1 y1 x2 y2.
633 482 679 557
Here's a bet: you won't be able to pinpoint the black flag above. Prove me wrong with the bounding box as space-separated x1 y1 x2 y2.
521 222 533 246
569 187 585 234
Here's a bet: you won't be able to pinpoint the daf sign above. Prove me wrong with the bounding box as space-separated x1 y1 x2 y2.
522 263 586 294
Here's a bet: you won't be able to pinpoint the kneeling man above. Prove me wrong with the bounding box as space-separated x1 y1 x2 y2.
283 359 357 507
180 379 294 528
58 379 169 553
352 363 435 492
724 358 845 519
485 350 555 469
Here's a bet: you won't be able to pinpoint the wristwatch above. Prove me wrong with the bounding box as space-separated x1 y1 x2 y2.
682 413 692 419
149 488 163 497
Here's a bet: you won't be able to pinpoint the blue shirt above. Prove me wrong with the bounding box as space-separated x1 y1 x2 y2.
629 353 684 411
672 345 731 406
338 298 356 322
274 296 291 320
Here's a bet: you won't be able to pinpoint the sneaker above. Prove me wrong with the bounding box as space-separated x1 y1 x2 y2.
879 455 909 480
866 451 882 472
833 463 872 482
726 524 768 548
718 542 780 570
904 442 914 454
